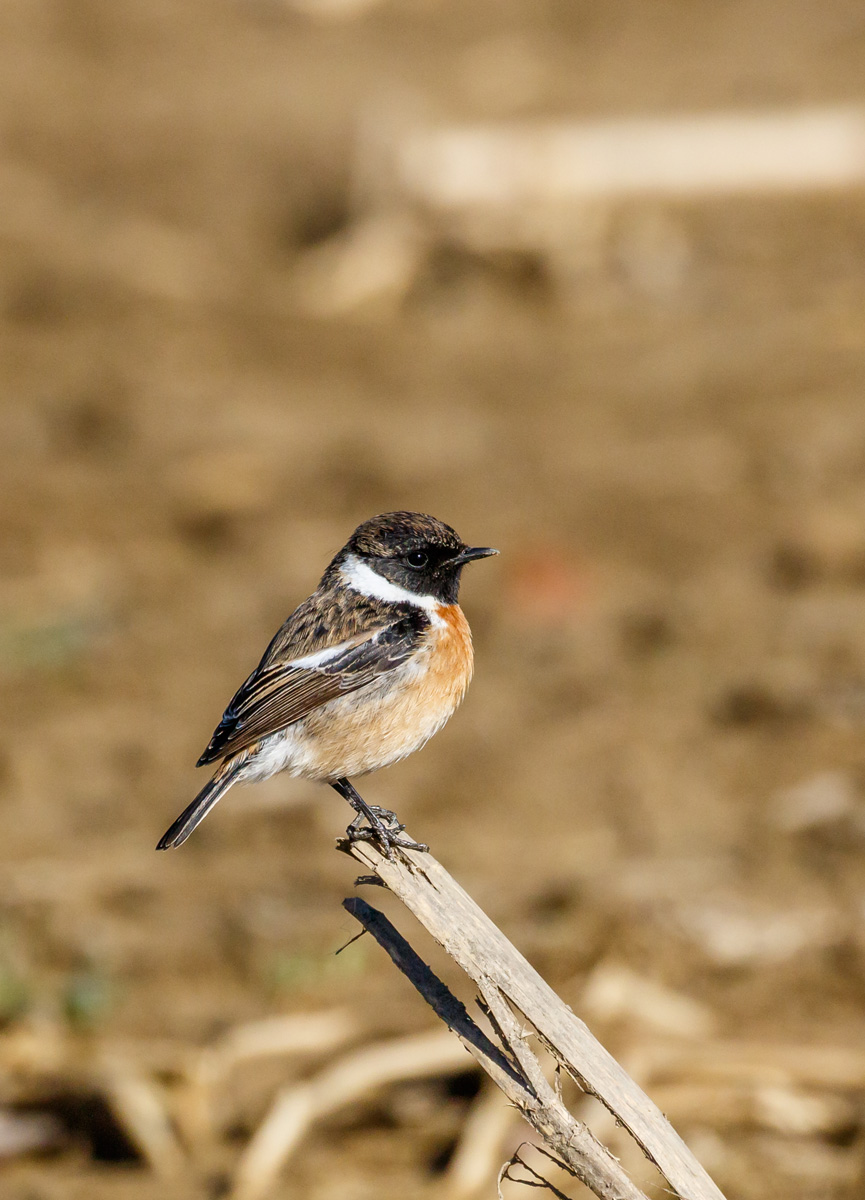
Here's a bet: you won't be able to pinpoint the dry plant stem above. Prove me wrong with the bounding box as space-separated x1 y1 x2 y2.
499 1145 576 1200
630 1038 865 1090
99 1055 187 1179
446 1080 520 1198
501 1144 611 1200
341 837 727 1200
229 1029 471 1200
347 897 646 1200
174 1010 356 1150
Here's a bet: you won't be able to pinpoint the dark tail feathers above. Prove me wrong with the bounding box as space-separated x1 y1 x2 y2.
156 763 242 850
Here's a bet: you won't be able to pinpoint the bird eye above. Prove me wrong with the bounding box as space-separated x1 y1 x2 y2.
406 550 429 569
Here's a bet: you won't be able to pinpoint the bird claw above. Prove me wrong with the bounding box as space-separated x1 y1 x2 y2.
366 805 405 830
346 812 428 857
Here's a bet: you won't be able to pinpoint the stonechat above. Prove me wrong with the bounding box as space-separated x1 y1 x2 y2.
157 512 498 853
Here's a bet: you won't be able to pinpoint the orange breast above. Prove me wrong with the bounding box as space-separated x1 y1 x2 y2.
293 602 475 779
427 603 474 705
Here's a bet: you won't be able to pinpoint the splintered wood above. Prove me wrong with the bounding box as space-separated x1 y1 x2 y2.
341 837 726 1200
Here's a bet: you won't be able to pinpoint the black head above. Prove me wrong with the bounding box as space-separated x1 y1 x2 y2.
334 511 498 604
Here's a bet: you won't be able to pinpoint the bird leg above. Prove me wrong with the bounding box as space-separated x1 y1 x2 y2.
331 778 428 855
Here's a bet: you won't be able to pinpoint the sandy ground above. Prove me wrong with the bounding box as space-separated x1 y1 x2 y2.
2 1 865 1197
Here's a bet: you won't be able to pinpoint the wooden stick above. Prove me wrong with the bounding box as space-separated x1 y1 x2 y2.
340 837 726 1200
345 896 645 1200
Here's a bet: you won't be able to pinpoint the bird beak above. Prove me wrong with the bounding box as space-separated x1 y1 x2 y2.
451 546 500 566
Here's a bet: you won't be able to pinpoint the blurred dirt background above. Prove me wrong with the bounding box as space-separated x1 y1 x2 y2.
3 1 865 1197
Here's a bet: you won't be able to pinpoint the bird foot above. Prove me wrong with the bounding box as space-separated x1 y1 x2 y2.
346 811 428 857
366 804 403 827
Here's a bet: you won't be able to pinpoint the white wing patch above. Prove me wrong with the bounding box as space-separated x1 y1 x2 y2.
288 639 363 670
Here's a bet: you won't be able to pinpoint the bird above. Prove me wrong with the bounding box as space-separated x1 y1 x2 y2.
156 512 498 854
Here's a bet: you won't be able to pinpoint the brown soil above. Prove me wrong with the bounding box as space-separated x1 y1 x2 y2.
2 2 865 1197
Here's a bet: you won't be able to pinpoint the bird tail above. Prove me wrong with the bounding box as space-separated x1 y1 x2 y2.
156 761 243 850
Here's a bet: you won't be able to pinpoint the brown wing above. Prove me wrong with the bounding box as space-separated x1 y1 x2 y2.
197 612 426 764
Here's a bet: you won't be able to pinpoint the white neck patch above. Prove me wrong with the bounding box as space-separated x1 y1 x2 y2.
341 554 440 613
